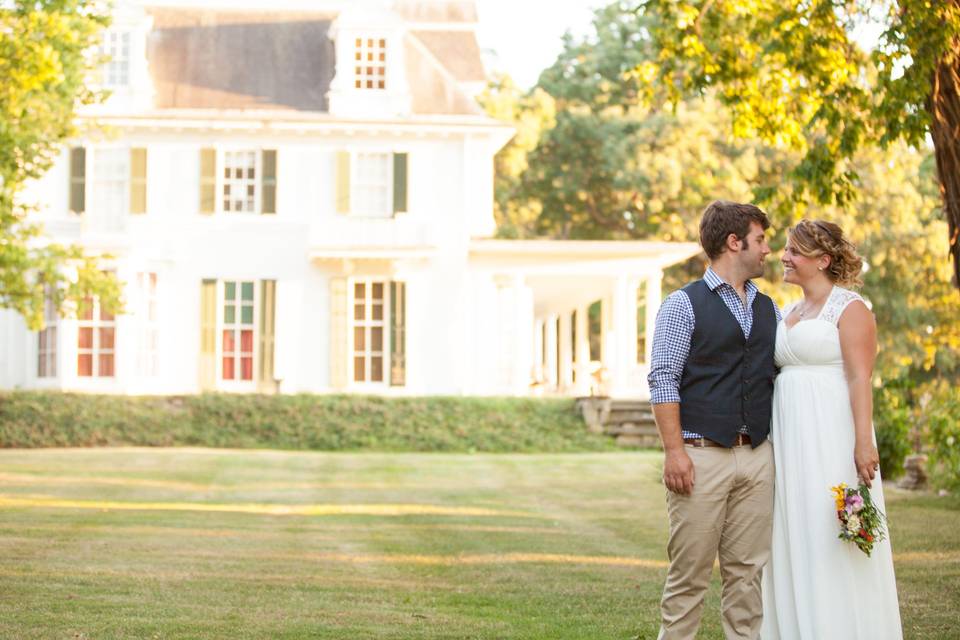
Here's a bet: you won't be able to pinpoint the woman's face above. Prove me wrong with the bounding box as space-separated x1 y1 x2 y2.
781 240 828 285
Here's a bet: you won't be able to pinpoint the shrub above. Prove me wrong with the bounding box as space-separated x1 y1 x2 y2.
921 382 960 491
0 392 617 453
874 384 913 479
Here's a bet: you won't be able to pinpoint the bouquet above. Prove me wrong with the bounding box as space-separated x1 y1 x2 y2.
830 482 887 557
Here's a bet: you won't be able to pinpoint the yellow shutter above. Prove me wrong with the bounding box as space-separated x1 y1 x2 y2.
258 280 276 392
199 148 216 214
130 148 147 214
390 281 406 386
335 151 350 214
329 277 348 389
199 279 217 390
261 149 277 215
69 147 86 213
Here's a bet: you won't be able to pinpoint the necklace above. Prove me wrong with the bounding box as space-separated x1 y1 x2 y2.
797 290 831 318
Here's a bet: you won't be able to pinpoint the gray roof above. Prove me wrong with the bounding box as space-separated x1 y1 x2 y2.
148 10 335 112
145 6 485 116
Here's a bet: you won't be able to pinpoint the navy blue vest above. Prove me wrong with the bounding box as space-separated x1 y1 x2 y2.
678 280 777 447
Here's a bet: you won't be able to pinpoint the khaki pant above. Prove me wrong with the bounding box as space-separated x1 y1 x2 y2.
658 440 774 640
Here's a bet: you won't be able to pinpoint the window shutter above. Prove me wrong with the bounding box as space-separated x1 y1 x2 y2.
261 149 277 215
199 279 217 390
258 280 276 391
389 281 406 386
392 152 407 215
69 147 86 213
130 148 147 214
335 151 350 214
199 148 216 214
329 277 348 389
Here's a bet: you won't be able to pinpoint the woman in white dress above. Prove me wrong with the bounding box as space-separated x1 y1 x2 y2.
761 220 902 639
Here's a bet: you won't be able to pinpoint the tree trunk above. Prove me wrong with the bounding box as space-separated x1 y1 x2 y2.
930 43 960 290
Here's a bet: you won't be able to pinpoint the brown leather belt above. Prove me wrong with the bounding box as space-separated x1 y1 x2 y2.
683 433 752 448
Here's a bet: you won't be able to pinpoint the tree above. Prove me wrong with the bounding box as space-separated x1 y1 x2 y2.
632 0 960 290
0 0 121 331
482 1 959 381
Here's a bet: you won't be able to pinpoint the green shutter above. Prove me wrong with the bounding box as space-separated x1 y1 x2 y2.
389 281 406 386
69 147 86 213
330 277 348 388
130 148 147 214
199 279 217 390
392 152 407 214
199 148 216 214
258 280 276 391
335 151 350 214
261 149 277 215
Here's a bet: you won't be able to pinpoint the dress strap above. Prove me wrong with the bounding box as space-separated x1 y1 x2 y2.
819 287 866 325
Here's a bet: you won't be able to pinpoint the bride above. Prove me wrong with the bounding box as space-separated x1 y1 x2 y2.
761 220 902 638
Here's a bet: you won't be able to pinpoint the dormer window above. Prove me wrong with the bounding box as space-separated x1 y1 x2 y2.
100 30 131 87
354 38 386 89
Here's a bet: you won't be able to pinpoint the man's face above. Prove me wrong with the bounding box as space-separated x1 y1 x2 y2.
738 221 771 279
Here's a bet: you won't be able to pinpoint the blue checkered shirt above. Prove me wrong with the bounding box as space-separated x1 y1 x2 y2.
647 267 782 439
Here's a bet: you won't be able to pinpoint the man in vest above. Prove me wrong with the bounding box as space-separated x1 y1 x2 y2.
648 200 781 640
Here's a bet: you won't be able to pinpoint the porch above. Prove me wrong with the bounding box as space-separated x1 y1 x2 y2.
469 239 702 398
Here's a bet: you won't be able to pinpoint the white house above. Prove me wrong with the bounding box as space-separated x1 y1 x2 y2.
0 0 700 398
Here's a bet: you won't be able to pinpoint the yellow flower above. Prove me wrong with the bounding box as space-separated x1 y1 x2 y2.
831 484 848 511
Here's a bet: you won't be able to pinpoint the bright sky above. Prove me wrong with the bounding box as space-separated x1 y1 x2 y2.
474 0 607 89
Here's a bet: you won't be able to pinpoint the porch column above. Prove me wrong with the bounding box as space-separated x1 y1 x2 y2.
511 274 533 396
644 270 663 364
558 311 573 391
574 305 591 395
544 314 558 388
532 318 544 384
609 275 638 396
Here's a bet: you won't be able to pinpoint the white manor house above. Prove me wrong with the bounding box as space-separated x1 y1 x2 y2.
0 0 699 398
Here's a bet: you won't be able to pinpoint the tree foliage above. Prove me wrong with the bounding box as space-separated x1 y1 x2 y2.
482 0 959 385
632 0 960 289
0 0 121 331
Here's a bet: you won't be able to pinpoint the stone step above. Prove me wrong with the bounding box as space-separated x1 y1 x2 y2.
606 410 656 423
604 423 660 437
609 400 652 411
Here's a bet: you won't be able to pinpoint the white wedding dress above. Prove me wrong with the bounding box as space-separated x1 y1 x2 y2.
761 286 902 639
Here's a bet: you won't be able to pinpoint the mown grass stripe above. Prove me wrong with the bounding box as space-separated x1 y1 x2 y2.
0 495 538 518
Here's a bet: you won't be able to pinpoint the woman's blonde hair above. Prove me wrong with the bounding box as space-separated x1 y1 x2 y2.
787 219 864 288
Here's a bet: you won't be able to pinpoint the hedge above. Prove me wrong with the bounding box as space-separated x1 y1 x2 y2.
0 392 618 453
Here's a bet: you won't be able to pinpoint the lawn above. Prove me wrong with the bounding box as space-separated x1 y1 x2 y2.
0 448 957 639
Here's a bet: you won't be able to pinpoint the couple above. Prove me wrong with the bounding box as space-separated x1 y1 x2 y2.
648 201 902 639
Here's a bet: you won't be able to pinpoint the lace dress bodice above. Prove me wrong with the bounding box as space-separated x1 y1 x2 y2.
775 287 865 370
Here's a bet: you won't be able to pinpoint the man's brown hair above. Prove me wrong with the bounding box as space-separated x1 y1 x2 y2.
698 200 771 260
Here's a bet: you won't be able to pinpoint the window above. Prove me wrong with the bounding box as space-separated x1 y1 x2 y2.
78 297 115 377
222 151 258 213
221 281 256 381
92 148 130 218
37 290 58 378
351 280 387 384
354 38 386 89
100 30 131 87
353 153 392 217
136 272 159 377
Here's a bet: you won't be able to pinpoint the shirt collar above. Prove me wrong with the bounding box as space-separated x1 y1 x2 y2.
704 266 758 296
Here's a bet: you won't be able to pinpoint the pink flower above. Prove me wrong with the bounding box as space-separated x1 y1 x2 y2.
846 494 864 513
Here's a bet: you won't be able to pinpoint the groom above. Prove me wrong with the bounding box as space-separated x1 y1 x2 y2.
648 201 781 640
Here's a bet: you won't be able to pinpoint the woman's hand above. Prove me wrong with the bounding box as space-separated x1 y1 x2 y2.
855 442 880 487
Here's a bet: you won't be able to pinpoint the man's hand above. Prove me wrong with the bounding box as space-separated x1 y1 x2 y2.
855 442 880 488
663 448 695 495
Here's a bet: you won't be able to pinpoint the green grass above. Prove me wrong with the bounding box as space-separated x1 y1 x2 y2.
0 448 957 639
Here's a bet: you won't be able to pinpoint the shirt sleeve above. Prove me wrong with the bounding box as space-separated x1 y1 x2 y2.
773 298 783 322
647 290 694 405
